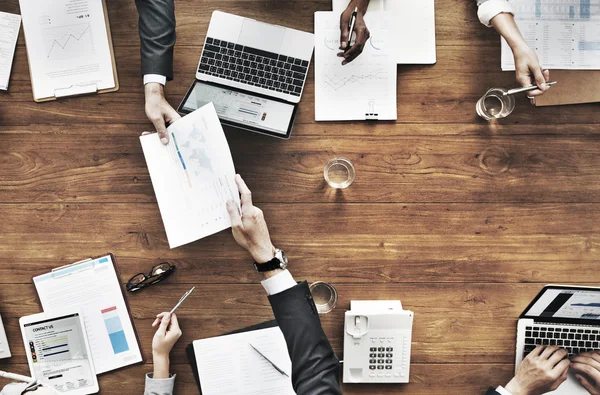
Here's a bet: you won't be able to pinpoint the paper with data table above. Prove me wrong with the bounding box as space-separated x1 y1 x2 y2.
0 12 21 91
33 255 143 374
502 0 600 70
314 11 397 121
140 103 240 249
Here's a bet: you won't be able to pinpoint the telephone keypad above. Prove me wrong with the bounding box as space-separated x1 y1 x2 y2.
366 337 398 376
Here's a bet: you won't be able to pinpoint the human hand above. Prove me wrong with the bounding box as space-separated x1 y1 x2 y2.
570 351 600 394
512 43 550 97
505 346 569 395
144 82 181 145
151 312 182 359
338 0 370 65
226 174 275 263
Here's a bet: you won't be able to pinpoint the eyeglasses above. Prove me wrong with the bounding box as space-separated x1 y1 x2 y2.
126 262 176 292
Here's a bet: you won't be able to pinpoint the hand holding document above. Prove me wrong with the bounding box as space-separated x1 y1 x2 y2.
314 11 397 121
140 102 240 249
0 12 21 91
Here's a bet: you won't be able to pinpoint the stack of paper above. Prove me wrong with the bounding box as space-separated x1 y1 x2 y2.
314 11 397 121
0 12 21 91
140 103 240 249
502 0 600 70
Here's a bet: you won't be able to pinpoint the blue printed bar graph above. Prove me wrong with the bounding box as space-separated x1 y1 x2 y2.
102 306 129 354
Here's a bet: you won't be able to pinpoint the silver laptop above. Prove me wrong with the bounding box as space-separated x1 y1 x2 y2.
517 285 600 394
178 11 314 139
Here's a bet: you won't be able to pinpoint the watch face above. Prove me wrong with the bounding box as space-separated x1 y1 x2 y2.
276 249 288 267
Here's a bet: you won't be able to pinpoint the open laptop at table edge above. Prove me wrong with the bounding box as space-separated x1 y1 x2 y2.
516 284 600 394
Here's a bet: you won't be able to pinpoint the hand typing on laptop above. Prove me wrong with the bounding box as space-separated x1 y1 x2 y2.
571 351 600 394
338 0 370 65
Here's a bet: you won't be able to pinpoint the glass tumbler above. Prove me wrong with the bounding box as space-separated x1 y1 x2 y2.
476 88 516 121
324 158 355 189
309 281 338 314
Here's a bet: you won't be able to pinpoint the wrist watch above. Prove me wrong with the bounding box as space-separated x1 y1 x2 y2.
254 248 288 272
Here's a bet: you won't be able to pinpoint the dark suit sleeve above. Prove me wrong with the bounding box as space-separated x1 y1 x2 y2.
268 281 343 395
134 0 176 80
485 388 501 395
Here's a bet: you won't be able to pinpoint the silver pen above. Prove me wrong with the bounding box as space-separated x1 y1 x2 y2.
169 287 195 315
503 81 557 96
249 342 290 377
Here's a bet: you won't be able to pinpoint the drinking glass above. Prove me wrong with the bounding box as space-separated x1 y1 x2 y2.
309 281 338 314
324 158 355 189
476 88 516 121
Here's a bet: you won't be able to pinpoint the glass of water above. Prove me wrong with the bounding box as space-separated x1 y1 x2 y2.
324 158 355 189
309 281 338 314
476 88 516 121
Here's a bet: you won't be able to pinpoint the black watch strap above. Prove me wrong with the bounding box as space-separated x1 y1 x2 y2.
254 257 282 272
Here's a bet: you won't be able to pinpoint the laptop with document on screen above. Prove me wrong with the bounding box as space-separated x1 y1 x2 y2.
178 11 314 139
516 285 600 394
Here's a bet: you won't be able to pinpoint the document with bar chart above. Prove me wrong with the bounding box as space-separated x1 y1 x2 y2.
314 11 397 121
502 0 600 70
140 102 240 248
33 255 143 374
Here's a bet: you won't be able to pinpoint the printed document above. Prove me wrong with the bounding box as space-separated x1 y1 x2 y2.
193 327 295 395
140 102 240 249
502 0 600 70
0 12 21 91
33 255 143 374
314 11 397 121
19 0 115 100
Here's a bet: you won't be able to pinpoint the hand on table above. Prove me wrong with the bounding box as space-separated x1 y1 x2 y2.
226 174 275 264
570 351 600 394
144 82 181 145
505 345 569 395
151 312 182 379
511 42 550 97
338 0 370 65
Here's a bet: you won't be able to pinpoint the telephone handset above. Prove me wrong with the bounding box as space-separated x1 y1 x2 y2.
343 300 413 383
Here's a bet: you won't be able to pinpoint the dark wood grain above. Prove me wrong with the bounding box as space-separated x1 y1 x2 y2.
0 0 598 393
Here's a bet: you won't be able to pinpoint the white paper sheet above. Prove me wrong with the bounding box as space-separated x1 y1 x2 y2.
502 0 600 70
332 0 436 64
193 327 295 395
314 11 397 121
19 0 115 100
0 12 21 91
33 255 143 375
140 102 240 249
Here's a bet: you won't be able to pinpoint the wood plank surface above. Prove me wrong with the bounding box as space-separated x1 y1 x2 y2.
0 0 598 394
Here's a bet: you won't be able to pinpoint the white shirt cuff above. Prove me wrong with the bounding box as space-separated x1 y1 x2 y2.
495 385 513 395
261 270 296 296
478 0 514 27
143 74 167 86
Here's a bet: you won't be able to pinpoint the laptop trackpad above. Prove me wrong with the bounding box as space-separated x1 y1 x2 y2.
237 19 284 53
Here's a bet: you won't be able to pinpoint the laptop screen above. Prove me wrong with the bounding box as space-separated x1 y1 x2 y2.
521 286 600 324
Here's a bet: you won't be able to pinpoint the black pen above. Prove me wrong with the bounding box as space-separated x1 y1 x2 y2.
346 7 358 51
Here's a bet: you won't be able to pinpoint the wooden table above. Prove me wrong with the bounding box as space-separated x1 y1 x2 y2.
1 1 599 394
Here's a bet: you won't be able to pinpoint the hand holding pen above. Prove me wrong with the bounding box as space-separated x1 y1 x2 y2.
338 1 371 65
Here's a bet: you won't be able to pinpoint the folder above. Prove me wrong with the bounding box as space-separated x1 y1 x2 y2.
19 0 119 102
186 320 280 394
32 254 144 374
532 70 600 107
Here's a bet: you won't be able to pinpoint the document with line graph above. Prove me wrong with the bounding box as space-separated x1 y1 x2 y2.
314 11 397 121
19 0 116 101
501 0 600 70
140 102 241 249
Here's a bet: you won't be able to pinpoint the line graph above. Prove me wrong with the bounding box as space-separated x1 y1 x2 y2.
323 68 389 91
44 23 95 60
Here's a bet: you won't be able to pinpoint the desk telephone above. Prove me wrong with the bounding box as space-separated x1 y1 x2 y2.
343 300 413 383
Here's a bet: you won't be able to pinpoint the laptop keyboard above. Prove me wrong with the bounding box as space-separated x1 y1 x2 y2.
523 326 600 359
198 37 309 97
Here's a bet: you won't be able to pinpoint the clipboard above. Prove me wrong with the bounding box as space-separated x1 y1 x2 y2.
532 70 600 107
20 0 119 103
186 320 278 394
32 253 145 375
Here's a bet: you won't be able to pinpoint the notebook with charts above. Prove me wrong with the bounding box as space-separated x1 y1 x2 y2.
32 254 144 375
19 0 119 102
501 0 600 70
191 326 295 395
140 102 240 249
314 11 397 121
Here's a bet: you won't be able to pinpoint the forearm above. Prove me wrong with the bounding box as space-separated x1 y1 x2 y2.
490 13 526 50
135 0 176 79
153 355 170 379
